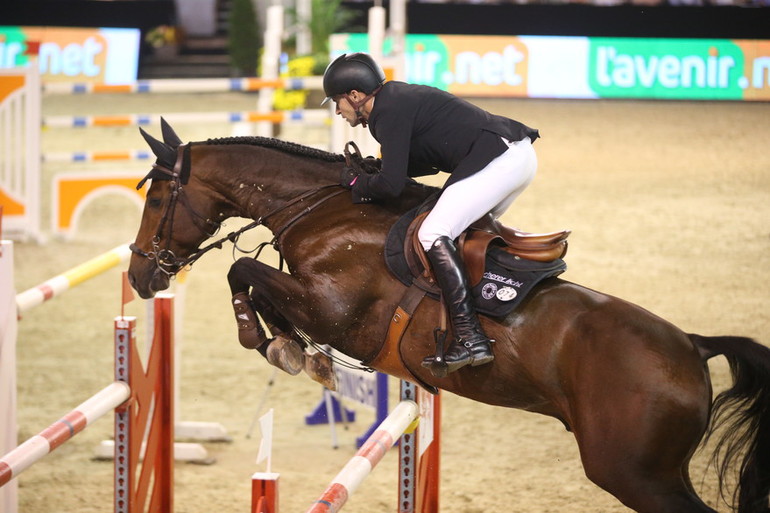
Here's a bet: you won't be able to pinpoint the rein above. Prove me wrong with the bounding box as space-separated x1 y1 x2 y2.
130 143 345 278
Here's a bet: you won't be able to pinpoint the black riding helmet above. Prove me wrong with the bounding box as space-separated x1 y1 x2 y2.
321 53 386 106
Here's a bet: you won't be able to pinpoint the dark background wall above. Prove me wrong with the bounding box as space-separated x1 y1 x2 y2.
4 0 769 39
400 2 770 39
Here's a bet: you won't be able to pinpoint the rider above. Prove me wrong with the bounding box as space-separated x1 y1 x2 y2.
322 52 540 375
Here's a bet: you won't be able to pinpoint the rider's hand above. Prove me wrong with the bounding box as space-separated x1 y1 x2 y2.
340 167 358 189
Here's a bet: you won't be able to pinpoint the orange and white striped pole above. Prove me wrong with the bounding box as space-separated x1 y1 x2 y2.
305 400 419 513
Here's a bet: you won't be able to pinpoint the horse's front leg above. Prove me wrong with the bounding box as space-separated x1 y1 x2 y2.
227 257 336 389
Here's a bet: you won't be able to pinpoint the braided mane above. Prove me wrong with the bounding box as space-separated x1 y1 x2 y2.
204 136 345 163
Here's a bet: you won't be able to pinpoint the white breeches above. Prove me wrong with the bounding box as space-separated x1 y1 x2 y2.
418 136 537 251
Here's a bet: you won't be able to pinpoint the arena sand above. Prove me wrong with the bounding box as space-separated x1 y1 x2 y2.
9 93 770 512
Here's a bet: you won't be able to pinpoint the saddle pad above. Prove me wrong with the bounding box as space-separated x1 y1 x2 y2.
472 247 566 317
385 208 567 317
385 206 430 292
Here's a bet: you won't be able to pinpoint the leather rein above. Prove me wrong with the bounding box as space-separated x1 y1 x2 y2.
129 143 345 278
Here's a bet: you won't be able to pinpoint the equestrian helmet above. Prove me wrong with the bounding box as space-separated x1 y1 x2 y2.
321 53 386 106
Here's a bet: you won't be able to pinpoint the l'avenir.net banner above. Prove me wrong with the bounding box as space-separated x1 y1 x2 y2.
332 34 770 101
0 26 140 84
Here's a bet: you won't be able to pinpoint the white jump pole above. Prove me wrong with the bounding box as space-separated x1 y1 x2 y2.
389 0 407 81
295 0 312 56
0 240 19 512
368 6 385 66
257 5 284 138
305 400 419 513
330 6 386 157
0 381 131 488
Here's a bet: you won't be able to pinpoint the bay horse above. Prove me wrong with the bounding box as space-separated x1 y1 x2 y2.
127 121 770 513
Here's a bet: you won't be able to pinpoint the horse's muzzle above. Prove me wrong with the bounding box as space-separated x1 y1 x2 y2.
127 265 171 299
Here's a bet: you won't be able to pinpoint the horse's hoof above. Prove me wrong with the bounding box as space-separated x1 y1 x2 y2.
232 292 265 349
266 336 305 376
304 351 337 391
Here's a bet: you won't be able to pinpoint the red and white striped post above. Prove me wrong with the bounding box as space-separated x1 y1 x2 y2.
0 381 131 487
305 400 419 513
114 295 175 513
251 472 280 513
398 382 440 513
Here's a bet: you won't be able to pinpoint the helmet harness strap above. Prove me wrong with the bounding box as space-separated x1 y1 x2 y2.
343 85 382 128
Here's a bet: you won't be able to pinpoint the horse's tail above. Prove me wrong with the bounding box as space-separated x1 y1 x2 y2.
693 334 770 513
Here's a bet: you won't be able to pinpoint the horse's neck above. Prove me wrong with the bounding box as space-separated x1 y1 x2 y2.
195 145 337 221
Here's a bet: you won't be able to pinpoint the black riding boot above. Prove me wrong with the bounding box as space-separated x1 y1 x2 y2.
421 236 494 374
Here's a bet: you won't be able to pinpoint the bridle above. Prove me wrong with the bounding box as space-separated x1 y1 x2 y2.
131 141 372 373
129 144 221 277
130 143 345 278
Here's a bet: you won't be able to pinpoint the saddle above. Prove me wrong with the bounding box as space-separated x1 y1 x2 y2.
368 206 569 390
404 211 570 290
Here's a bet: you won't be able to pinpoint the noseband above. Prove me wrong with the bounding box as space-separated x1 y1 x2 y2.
130 143 346 278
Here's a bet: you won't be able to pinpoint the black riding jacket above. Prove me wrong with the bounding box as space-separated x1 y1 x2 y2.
352 81 539 201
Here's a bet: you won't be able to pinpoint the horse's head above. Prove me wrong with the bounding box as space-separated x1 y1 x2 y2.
128 119 222 298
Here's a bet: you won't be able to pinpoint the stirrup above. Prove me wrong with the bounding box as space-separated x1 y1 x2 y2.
421 328 450 378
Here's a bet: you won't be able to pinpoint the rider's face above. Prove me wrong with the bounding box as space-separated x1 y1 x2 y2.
332 92 363 127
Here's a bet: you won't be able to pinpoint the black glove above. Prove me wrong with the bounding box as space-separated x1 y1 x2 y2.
351 173 373 204
340 166 358 189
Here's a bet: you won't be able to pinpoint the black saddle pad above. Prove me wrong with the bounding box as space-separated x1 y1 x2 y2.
471 247 566 317
384 208 567 318
385 205 427 291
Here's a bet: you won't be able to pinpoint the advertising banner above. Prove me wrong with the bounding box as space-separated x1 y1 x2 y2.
332 33 770 101
0 26 140 84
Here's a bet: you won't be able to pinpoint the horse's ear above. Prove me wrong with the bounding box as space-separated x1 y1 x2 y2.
139 127 176 165
160 117 183 148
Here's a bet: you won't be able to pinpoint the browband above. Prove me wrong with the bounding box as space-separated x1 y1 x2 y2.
136 144 191 190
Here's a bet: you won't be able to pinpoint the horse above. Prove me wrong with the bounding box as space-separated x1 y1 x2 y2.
127 120 770 513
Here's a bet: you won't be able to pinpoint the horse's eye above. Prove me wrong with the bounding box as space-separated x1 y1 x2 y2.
148 197 163 209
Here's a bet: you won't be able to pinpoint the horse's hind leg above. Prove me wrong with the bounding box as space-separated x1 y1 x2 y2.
584 461 716 513
575 411 716 513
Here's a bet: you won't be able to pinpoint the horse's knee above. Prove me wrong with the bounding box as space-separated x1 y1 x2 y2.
228 257 258 290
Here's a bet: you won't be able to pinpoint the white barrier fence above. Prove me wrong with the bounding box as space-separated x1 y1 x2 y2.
0 67 41 242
